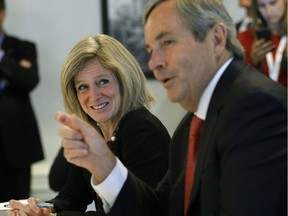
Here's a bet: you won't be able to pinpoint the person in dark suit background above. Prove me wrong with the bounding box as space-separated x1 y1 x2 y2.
7 0 286 215
0 0 44 202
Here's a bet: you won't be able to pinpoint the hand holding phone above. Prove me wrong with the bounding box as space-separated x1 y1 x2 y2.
255 28 272 41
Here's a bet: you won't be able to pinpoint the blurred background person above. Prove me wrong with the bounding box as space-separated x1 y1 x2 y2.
235 0 253 33
0 0 44 202
237 0 287 88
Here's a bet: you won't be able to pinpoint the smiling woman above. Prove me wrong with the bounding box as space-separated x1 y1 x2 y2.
61 34 156 130
42 34 171 216
73 60 122 135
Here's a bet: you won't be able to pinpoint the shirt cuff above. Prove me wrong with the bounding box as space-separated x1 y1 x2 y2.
90 157 128 213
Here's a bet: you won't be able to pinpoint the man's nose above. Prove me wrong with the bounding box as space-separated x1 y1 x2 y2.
148 50 166 71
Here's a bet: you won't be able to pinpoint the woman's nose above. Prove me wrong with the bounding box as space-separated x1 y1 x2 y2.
90 85 102 99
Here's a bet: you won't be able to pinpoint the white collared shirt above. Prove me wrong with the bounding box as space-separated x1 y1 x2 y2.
195 57 233 120
91 57 234 213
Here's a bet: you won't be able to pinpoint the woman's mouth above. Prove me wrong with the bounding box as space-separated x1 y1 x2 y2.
92 102 108 110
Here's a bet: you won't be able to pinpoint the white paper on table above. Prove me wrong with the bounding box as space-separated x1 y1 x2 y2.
0 199 28 210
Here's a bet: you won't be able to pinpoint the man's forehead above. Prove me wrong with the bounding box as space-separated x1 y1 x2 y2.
144 0 176 23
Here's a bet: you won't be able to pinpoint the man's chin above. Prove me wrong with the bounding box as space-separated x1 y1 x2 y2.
167 92 179 103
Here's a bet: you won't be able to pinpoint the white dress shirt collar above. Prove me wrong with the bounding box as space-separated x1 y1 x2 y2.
195 57 233 120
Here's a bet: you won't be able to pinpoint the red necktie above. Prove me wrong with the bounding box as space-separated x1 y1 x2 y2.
184 115 204 215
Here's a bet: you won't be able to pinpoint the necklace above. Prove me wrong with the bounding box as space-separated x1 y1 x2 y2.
111 126 119 142
96 122 119 142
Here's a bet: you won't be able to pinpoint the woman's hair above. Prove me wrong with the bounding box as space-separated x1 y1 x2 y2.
251 0 287 35
60 34 155 126
143 0 244 59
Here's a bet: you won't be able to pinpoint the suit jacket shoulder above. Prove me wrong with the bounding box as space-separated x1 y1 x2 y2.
194 58 287 216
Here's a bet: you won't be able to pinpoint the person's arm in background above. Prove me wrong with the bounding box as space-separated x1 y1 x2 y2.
237 29 274 67
0 39 39 92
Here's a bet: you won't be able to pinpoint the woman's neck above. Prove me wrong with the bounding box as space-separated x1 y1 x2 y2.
98 121 119 142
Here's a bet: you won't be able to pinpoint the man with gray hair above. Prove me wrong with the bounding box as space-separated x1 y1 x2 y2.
57 0 286 215
8 0 287 215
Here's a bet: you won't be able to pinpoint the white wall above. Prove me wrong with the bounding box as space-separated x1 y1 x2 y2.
5 0 103 166
222 0 246 23
4 1 244 184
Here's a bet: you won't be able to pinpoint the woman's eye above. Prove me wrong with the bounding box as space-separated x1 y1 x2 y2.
76 84 87 91
98 79 109 86
75 84 88 91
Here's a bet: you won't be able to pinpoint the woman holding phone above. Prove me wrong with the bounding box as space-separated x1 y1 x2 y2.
237 0 287 88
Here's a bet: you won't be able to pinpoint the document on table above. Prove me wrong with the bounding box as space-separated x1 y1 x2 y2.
0 199 28 210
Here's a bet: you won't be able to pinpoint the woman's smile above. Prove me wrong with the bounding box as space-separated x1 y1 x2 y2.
91 102 109 110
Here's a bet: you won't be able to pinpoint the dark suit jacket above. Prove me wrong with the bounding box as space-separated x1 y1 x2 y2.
0 34 44 167
49 107 171 216
49 147 71 192
108 58 287 216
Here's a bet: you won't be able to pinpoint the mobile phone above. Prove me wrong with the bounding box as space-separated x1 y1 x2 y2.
255 28 272 41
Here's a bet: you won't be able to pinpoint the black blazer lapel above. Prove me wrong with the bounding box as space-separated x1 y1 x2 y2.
189 58 247 205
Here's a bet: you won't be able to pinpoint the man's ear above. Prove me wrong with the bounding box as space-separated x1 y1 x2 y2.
212 22 227 55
